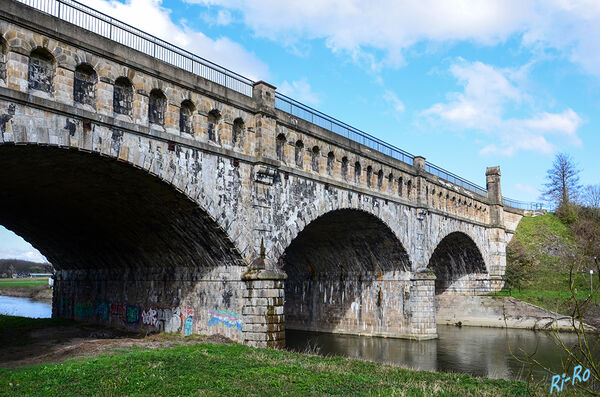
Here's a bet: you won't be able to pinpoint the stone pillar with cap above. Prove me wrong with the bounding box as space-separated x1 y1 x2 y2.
486 166 506 290
486 166 503 226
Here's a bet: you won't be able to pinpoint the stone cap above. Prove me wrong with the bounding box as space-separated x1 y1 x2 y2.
253 80 277 90
413 156 426 171
486 166 501 176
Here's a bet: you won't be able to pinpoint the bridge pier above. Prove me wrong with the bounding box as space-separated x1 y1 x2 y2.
408 272 437 339
242 268 287 348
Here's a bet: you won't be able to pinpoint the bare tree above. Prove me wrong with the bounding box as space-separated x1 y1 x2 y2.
583 185 600 209
540 153 581 207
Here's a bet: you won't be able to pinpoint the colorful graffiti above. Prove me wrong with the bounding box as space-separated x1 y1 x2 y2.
142 308 158 326
182 306 194 318
157 308 182 333
59 297 72 317
95 301 108 322
126 305 140 325
184 316 194 336
61 299 200 334
110 303 125 318
207 309 243 332
74 301 94 320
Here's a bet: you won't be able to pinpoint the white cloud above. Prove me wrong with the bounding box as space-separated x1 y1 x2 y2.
279 78 321 105
420 59 583 156
0 248 47 263
81 0 268 80
215 9 233 25
186 0 600 79
515 183 540 199
383 90 405 113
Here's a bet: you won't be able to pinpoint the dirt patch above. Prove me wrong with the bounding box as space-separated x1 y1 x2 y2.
0 324 233 368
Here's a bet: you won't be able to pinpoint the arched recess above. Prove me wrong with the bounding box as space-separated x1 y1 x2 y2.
28 47 55 94
281 209 412 336
428 231 487 295
0 144 247 336
73 63 97 107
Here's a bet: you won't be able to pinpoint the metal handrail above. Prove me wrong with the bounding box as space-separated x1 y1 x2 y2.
275 93 490 197
502 198 545 210
425 162 487 197
275 93 416 164
17 0 544 210
16 0 254 96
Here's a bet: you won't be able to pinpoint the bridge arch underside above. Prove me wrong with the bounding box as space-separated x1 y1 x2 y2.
282 209 417 338
428 232 489 295
0 145 247 341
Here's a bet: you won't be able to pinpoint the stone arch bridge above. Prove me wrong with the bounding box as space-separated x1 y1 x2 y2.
0 0 533 347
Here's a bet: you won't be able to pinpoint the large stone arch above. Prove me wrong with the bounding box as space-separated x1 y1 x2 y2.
0 100 257 342
279 204 416 338
427 227 490 295
425 217 492 274
266 184 415 268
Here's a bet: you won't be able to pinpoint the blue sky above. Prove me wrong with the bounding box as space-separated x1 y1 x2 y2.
2 0 600 262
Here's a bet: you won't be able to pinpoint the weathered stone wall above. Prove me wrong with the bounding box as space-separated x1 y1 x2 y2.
286 274 424 338
54 266 248 342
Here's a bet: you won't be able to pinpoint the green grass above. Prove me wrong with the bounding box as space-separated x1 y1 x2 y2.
500 213 600 315
512 213 573 249
0 278 49 289
0 341 528 396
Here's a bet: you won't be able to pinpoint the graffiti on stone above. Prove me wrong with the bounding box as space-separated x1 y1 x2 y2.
95 301 109 322
59 297 72 317
182 306 194 318
184 316 194 336
142 308 159 327
74 301 93 320
126 305 140 325
157 307 182 333
110 303 125 318
207 309 243 332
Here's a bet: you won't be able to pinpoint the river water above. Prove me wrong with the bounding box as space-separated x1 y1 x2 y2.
0 295 52 318
0 295 588 382
286 327 585 382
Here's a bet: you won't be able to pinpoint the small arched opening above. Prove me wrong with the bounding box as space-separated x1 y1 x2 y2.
113 77 133 117
276 134 286 162
295 140 304 168
179 100 195 135
148 89 166 126
73 63 97 107
28 48 55 94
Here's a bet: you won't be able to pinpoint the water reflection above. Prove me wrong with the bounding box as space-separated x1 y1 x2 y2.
0 295 52 318
286 325 586 381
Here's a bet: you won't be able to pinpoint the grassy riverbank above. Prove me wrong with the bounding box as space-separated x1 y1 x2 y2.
0 278 49 288
0 342 526 396
0 278 52 301
0 316 532 396
500 213 600 318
